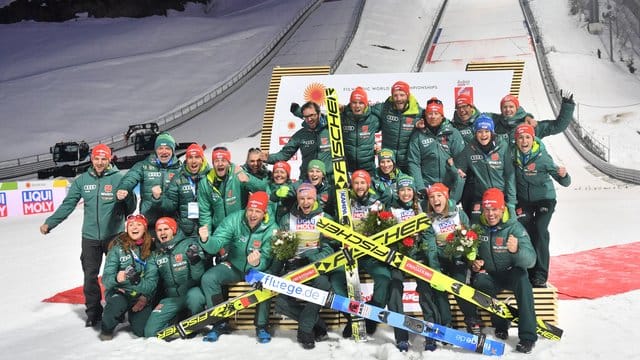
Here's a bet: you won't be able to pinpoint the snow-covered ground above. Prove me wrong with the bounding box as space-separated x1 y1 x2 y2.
0 0 639 359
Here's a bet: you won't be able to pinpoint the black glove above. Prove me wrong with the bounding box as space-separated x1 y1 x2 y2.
185 244 202 265
125 265 141 285
212 250 229 266
284 257 309 272
290 102 300 114
560 89 574 104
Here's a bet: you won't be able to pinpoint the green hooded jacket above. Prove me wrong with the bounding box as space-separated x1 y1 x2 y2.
117 153 182 226
266 119 332 179
197 163 250 235
370 94 423 172
102 234 158 299
152 160 210 236
201 208 276 273
341 105 381 174
453 136 516 207
451 105 481 145
513 138 571 203
153 232 205 298
45 164 136 241
407 119 465 196
475 211 536 272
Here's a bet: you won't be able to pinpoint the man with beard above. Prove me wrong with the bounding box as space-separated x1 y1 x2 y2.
150 144 210 237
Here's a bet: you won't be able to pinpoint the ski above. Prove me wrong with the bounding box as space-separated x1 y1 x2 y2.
316 217 564 341
156 213 430 341
245 270 505 356
324 86 367 341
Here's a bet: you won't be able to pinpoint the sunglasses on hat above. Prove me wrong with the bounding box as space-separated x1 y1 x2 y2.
127 214 147 222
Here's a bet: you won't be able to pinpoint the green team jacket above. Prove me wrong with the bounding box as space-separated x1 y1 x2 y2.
102 234 159 299
451 106 482 145
153 232 205 298
453 137 516 207
475 212 536 272
491 101 574 144
513 138 571 203
407 119 465 194
266 119 332 179
291 179 336 218
200 208 276 273
197 164 250 235
45 164 136 241
425 199 471 260
370 95 423 172
246 176 295 223
341 105 381 174
373 167 407 204
117 153 182 226
151 160 210 237
241 163 272 182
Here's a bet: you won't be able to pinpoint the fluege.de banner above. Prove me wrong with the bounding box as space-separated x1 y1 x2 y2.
0 179 69 218
268 71 514 180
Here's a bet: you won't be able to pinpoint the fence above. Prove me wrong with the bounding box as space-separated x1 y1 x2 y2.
0 0 324 180
521 0 640 183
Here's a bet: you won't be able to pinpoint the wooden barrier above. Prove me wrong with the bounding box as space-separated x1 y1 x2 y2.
226 280 558 331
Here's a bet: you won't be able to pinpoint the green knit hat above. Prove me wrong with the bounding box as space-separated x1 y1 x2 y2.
155 132 176 151
307 159 326 175
378 148 396 163
396 174 416 192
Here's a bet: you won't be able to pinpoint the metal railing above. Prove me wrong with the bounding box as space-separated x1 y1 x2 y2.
0 0 323 180
521 0 640 184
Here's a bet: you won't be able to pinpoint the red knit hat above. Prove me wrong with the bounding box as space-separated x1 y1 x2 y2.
186 143 204 158
91 144 112 159
212 148 231 162
155 217 178 234
515 123 535 138
247 191 269 213
482 188 505 210
455 93 473 107
126 214 148 230
427 182 449 199
273 161 291 177
500 94 520 110
350 87 368 104
391 81 410 96
351 169 371 187
425 97 444 116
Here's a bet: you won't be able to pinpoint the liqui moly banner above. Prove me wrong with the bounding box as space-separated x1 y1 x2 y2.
267 71 513 179
0 179 69 218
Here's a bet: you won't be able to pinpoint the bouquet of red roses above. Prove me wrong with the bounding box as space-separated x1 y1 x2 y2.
397 236 416 255
442 224 482 261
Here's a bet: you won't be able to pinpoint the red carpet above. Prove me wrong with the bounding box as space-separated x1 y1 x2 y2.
549 242 640 300
42 277 104 304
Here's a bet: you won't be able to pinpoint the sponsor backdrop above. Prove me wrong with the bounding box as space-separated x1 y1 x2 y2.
0 179 69 218
268 71 514 180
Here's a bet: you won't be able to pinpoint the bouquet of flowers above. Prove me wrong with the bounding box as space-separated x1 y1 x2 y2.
398 236 416 255
270 229 299 261
442 224 482 261
354 210 397 236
